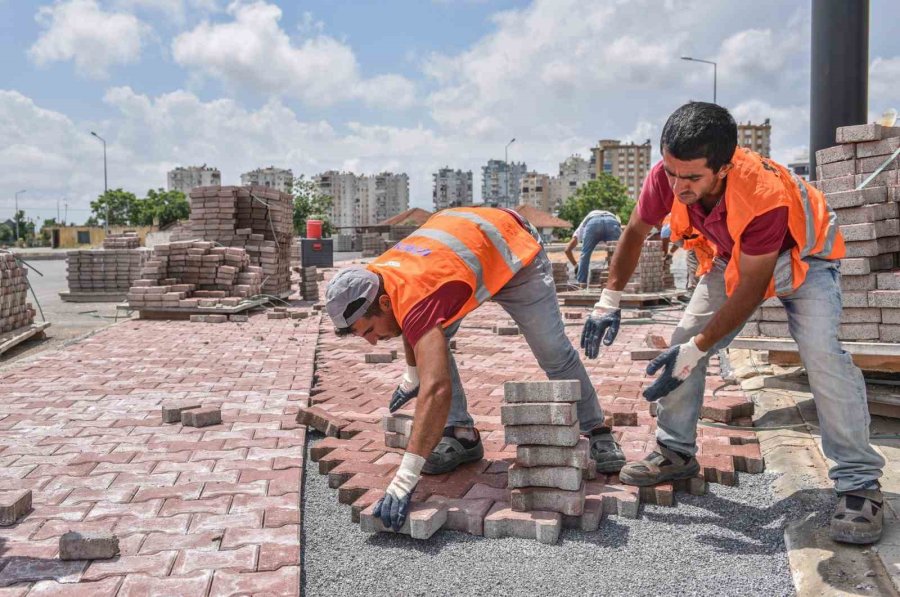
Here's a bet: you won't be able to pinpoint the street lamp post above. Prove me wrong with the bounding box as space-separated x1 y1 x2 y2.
90 131 109 232
681 56 717 104
505 137 516 207
14 189 26 240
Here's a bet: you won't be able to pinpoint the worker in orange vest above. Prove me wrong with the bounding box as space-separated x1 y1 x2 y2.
581 102 885 544
325 207 624 531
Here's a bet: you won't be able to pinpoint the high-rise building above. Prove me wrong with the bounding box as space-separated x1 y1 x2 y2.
589 139 651 199
167 165 221 195
241 166 294 194
549 154 593 212
481 159 527 208
433 167 474 211
519 171 551 212
314 170 409 228
737 119 771 157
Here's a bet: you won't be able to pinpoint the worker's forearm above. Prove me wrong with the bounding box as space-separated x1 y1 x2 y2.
406 382 452 458
565 247 577 266
694 283 766 352
606 224 645 291
403 337 416 366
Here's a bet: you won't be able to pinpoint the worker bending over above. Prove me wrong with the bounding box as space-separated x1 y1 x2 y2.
565 210 622 283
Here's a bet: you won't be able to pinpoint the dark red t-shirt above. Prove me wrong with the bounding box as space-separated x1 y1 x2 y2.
637 160 795 260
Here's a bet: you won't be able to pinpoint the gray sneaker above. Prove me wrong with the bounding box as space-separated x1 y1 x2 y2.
588 427 625 473
831 486 884 545
619 443 700 487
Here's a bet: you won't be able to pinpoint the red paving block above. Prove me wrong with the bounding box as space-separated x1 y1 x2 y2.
483 503 561 544
171 545 258 575
117 572 212 597
258 543 301 571
296 405 348 437
209 567 300 596
27 577 122 596
82 551 177 582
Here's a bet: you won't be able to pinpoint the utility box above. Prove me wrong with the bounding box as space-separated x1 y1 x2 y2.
300 238 334 268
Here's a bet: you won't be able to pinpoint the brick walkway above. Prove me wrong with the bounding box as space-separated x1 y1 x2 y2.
301 300 763 535
0 313 318 595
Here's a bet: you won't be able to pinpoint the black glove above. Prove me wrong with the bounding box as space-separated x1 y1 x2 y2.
580 309 621 359
642 338 706 402
389 385 419 413
373 489 414 532
573 264 579 279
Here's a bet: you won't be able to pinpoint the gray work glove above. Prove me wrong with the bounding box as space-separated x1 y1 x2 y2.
580 289 622 359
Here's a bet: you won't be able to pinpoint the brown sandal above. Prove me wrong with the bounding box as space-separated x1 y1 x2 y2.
619 443 700 487
831 488 884 544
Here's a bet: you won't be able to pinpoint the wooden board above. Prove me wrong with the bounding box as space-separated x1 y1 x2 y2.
0 322 50 356
734 337 900 373
59 291 127 303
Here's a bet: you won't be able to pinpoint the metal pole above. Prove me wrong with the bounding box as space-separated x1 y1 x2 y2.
681 57 718 104
505 137 516 207
64 201 68 226
91 131 109 231
810 0 869 179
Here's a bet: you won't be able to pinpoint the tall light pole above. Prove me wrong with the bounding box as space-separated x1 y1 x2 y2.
681 56 717 104
14 189 26 240
505 137 516 207
90 131 109 232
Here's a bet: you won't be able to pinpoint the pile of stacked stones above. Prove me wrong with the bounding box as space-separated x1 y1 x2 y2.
299 266 319 301
0 252 35 334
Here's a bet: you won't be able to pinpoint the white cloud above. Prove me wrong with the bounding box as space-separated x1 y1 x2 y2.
870 56 900 118
112 0 220 24
28 0 150 78
171 1 416 109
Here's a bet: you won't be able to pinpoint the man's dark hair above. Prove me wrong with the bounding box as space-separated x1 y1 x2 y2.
334 274 386 337
660 102 737 172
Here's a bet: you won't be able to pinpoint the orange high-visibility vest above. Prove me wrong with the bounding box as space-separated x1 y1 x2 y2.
368 207 542 329
669 148 844 298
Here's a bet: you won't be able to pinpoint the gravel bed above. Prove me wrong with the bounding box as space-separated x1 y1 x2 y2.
302 433 822 597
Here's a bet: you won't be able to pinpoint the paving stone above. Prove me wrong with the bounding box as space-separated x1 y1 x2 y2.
515 439 590 469
816 143 856 165
836 123 900 143
493 324 520 336
359 501 448 539
644 332 668 349
870 290 900 308
500 402 577 426
364 353 394 364
561 489 604 531
508 464 582 491
425 496 494 536
384 431 408 449
181 407 222 428
590 479 640 518
160 401 201 424
296 406 348 437
267 311 288 319
59 531 120 561
382 413 414 435
483 503 561 544
631 348 663 361
503 380 580 403
0 489 32 526
510 482 585 516
504 421 580 447
230 314 249 322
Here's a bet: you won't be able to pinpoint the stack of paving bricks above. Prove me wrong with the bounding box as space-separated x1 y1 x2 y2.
186 185 294 296
490 380 597 544
591 240 673 292
742 123 900 342
333 234 354 252
65 248 149 295
299 265 319 301
101 231 140 249
551 261 569 290
361 233 388 258
126 240 262 309
0 252 35 334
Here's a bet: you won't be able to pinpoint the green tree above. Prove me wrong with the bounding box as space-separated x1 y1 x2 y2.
557 174 635 229
39 218 58 245
90 189 137 227
131 189 190 227
292 175 333 236
0 223 13 243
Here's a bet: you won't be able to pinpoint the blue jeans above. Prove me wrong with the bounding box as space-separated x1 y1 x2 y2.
444 248 605 433
656 256 883 492
577 216 621 283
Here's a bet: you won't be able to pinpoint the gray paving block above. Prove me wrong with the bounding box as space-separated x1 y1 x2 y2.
858 154 900 174
562 491 604 532
815 144 856 165
836 123 900 143
508 464 583 491
843 291 870 308
877 271 900 290
161 401 201 424
384 431 408 449
880 324 900 342
0 490 31 526
483 503 561 544
516 439 590 469
493 324 520 336
181 407 222 428
882 309 900 324
360 501 448 539
826 186 888 209
838 323 880 340
834 202 898 226
840 308 882 324
840 273 877 291
504 421 580 447
365 353 394 364
819 158 856 179
382 414 413 435
510 483 586 516
869 290 900 308
503 380 580 403
59 531 119 560
856 136 900 158
425 496 494 536
819 174 856 194
500 402 577 426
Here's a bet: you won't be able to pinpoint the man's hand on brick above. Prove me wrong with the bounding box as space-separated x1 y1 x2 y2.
642 337 707 401
389 365 419 412
373 452 424 531
580 288 622 359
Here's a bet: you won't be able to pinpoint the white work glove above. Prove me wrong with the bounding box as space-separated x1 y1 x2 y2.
642 336 708 401
581 289 623 359
374 452 425 531
389 366 419 412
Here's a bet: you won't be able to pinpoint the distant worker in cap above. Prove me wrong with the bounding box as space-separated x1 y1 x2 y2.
564 210 622 284
325 206 624 531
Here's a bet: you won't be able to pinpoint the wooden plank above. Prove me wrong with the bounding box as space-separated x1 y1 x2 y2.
59 291 127 303
733 336 900 357
124 297 268 316
0 322 51 356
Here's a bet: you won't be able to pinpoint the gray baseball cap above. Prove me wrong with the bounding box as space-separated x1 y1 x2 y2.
325 267 381 329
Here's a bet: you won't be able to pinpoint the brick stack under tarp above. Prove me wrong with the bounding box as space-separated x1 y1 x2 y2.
0 252 35 334
102 232 140 249
742 123 900 342
126 240 263 310
183 186 294 297
66 249 150 295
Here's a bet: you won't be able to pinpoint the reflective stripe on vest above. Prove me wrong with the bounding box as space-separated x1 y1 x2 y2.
434 209 523 275
406 228 493 304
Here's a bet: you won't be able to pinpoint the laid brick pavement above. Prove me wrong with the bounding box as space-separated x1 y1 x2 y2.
0 313 318 595
302 299 762 538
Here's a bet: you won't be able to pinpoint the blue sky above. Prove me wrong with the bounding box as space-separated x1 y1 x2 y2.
1 0 898 225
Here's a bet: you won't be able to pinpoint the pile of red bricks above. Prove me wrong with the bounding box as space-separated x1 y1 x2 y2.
591 240 673 292
0 252 35 334
126 240 262 309
66 248 149 294
102 231 140 249
184 186 294 297
743 123 900 342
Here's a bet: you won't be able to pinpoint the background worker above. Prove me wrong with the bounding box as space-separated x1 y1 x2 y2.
580 102 885 545
325 206 624 531
565 210 622 284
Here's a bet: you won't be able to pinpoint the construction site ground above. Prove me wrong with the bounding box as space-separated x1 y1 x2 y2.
0 254 899 595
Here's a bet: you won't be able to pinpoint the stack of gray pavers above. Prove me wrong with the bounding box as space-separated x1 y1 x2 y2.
185 186 294 297
0 252 35 334
742 123 900 342
127 240 263 309
333 234 354 252
361 233 388 258
299 266 319 301
551 261 569 291
487 380 600 545
66 248 149 295
592 239 673 292
102 232 140 249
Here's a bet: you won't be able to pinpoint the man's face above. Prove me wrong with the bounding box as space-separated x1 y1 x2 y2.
348 295 401 345
661 149 730 206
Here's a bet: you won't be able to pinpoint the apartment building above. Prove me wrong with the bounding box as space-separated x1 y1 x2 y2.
240 166 294 194
481 159 527 208
589 139 651 199
549 154 593 212
433 167 474 211
519 171 551 212
314 170 409 228
737 119 772 157
167 165 221 195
